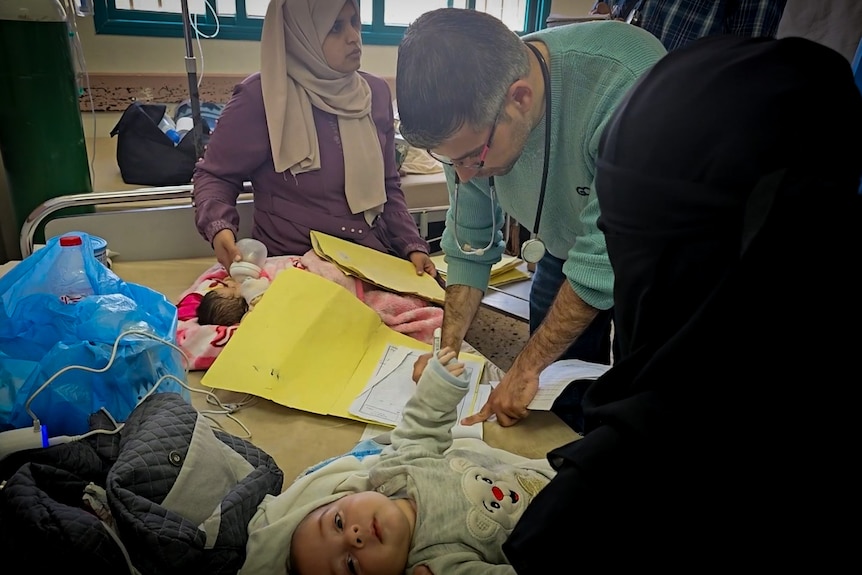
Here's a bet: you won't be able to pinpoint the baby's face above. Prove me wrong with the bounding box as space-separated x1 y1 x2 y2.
291 491 412 575
213 277 241 297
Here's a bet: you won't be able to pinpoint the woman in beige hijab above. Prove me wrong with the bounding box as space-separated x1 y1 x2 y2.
193 0 435 278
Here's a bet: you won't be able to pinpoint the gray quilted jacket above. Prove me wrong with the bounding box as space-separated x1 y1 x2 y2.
0 392 284 574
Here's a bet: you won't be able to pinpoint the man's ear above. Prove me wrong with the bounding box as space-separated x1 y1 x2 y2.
508 79 536 118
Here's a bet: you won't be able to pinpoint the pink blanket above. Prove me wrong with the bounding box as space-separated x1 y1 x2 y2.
176 253 442 370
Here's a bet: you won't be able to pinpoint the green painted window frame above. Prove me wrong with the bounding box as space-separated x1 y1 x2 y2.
93 1 552 44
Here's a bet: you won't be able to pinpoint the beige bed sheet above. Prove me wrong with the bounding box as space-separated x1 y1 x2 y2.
111 258 579 484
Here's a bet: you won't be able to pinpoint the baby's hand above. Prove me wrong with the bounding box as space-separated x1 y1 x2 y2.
436 347 465 378
412 352 431 383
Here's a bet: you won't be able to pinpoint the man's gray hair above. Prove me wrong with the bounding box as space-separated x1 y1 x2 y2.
396 8 531 149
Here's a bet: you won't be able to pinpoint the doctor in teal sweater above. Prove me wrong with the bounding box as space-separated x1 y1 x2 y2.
396 9 666 431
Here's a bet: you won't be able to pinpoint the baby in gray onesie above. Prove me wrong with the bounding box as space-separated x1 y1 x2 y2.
238 348 557 575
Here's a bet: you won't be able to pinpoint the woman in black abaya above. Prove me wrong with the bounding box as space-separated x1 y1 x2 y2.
505 35 862 573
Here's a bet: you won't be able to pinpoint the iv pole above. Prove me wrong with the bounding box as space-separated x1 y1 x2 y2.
180 0 205 160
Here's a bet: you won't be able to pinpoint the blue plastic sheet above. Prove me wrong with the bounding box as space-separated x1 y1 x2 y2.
0 232 188 436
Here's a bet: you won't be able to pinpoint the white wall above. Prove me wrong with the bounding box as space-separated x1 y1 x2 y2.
77 0 595 76
75 14 398 77
75 14 399 138
549 0 596 17
74 1 594 137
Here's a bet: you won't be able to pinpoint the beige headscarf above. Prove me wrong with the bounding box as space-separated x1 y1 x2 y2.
260 0 386 225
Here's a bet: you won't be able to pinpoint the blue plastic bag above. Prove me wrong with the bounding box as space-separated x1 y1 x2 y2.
0 232 188 436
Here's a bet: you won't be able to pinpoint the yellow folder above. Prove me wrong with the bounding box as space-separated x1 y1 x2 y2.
201 267 482 425
484 266 532 287
431 254 530 287
310 231 445 305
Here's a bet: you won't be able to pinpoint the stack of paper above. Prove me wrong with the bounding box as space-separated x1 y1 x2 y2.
431 254 531 287
348 344 489 439
526 359 612 411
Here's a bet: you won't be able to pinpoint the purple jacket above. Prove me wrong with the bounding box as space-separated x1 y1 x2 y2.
193 72 428 259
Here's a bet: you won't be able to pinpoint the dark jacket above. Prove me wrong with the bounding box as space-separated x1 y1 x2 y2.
504 35 861 572
0 393 284 574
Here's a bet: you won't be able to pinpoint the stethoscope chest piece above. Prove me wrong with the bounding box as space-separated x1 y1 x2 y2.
520 237 546 264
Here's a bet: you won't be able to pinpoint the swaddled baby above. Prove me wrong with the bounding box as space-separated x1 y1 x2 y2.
193 249 372 325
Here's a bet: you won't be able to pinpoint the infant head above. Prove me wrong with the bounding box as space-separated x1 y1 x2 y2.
289 491 412 575
197 279 248 326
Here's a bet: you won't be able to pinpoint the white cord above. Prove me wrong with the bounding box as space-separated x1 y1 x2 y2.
189 0 220 39
190 0 220 89
195 25 205 89
23 328 252 440
24 328 188 424
205 391 257 413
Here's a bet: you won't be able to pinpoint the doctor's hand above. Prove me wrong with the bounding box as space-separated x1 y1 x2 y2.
409 251 437 277
213 229 241 271
412 565 434 575
461 363 539 427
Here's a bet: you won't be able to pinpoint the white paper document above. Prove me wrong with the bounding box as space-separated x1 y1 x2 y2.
349 344 489 439
527 359 612 411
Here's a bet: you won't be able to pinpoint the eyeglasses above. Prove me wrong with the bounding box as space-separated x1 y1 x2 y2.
428 107 502 170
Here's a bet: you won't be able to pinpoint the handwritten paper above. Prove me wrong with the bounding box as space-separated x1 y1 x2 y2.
527 359 612 411
349 344 489 439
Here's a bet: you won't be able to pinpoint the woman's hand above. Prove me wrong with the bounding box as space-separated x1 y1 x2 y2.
213 229 241 271
409 251 436 277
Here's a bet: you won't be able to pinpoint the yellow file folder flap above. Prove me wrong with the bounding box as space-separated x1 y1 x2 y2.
310 231 445 305
201 267 466 423
484 267 531 287
432 254 529 287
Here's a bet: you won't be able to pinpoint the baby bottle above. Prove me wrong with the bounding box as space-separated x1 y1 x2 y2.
230 238 268 283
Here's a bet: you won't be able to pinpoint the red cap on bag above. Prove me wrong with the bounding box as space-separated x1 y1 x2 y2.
59 235 83 247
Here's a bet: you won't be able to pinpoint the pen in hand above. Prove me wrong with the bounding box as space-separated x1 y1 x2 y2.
433 327 442 354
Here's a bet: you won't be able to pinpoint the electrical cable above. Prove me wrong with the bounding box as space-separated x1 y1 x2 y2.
23 327 252 440
189 0 221 89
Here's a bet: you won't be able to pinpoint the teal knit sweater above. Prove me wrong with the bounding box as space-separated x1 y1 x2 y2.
441 21 666 310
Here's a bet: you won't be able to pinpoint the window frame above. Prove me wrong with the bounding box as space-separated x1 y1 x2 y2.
93 0 553 44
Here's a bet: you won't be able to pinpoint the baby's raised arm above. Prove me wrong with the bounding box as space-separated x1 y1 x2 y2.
380 346 471 460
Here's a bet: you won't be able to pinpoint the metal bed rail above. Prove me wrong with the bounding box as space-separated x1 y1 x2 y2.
20 183 448 259
22 185 195 257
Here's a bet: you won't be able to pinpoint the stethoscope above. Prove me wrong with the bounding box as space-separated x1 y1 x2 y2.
453 41 552 265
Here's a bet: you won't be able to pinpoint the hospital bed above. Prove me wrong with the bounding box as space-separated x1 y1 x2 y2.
14 188 563 483
21 182 532 320
19 183 449 262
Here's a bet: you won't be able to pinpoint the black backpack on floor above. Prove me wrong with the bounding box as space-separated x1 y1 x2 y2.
110 102 211 187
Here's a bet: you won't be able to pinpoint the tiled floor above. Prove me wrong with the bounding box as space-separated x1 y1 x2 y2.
465 307 530 372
